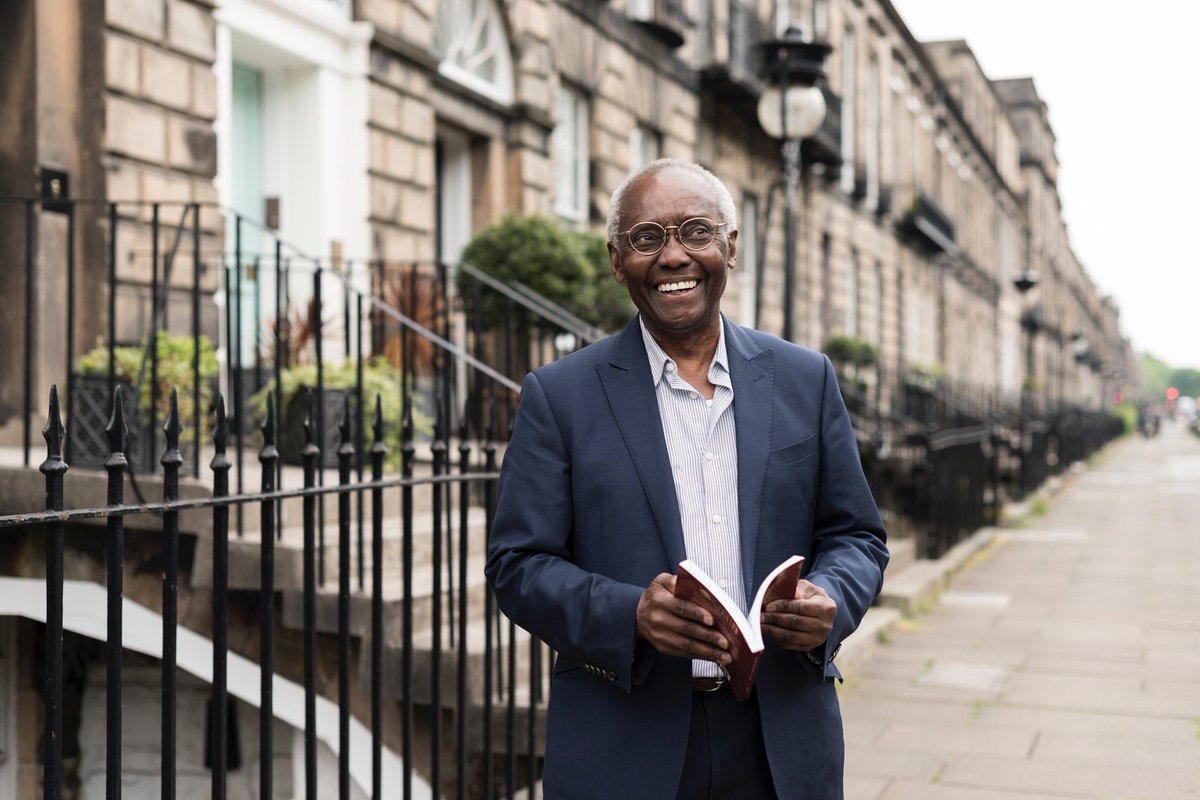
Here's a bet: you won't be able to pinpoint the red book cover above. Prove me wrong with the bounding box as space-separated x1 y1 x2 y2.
673 555 804 700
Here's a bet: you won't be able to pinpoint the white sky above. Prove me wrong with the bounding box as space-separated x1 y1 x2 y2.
891 0 1200 369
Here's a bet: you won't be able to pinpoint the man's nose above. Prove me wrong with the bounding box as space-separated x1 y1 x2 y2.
657 228 691 267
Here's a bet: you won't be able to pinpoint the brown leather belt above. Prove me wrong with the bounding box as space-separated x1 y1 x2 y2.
691 676 728 692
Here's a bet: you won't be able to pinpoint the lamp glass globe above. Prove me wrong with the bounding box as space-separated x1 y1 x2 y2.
757 85 827 140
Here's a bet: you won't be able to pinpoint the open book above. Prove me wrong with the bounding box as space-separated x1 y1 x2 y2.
673 555 805 700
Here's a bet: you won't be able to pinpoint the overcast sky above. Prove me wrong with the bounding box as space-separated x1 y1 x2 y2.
891 0 1199 369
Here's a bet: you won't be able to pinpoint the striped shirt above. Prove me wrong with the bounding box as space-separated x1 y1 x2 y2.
639 317 743 679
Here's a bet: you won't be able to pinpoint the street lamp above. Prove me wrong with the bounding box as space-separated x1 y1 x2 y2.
757 27 831 342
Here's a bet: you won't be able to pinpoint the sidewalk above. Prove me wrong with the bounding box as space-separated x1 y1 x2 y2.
839 423 1200 800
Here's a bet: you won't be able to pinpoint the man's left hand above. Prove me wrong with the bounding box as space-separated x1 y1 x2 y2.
761 580 836 651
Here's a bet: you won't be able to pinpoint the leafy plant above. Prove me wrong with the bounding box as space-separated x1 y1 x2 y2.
823 335 878 370
248 357 430 463
905 362 945 392
76 333 219 440
458 214 633 333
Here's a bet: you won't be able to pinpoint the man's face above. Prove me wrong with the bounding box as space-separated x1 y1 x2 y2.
607 167 737 347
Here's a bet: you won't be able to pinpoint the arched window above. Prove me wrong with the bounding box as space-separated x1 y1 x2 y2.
432 0 514 105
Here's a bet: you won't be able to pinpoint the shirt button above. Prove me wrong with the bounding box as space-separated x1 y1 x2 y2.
718 579 727 589
704 451 714 461
712 513 723 524
665 362 676 373
690 392 699 400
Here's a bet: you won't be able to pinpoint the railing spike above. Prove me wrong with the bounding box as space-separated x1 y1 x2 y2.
372 394 384 446
106 386 127 456
401 396 413 443
43 384 66 464
163 387 182 451
212 393 229 456
485 396 497 444
262 390 276 447
303 388 316 448
338 396 354 454
457 400 470 443
433 387 445 443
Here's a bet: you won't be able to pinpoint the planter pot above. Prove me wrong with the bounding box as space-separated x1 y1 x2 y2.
279 387 359 469
69 374 199 475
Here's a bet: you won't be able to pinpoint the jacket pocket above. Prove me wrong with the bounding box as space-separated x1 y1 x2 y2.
766 435 816 471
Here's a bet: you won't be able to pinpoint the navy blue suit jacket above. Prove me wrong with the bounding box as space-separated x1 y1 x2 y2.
485 316 888 799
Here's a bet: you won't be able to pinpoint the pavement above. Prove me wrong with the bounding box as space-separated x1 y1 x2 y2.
837 422 1200 800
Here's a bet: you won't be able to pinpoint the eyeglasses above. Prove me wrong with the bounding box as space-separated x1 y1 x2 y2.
619 217 728 256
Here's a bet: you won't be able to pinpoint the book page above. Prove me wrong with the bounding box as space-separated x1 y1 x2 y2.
747 554 805 645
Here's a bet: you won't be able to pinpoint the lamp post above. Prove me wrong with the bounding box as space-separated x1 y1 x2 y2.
1014 270 1039 498
757 27 831 343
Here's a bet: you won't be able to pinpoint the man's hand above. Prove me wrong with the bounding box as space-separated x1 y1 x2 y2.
761 580 836 652
635 573 732 664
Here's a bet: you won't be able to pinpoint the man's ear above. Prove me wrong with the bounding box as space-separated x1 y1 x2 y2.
726 229 738 270
608 240 626 283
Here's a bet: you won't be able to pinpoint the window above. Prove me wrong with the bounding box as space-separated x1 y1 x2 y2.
865 55 880 205
813 0 829 38
432 0 514 105
839 24 856 195
553 84 590 225
739 195 759 327
845 249 859 337
628 125 660 172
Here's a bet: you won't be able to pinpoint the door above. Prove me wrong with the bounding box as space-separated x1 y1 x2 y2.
230 62 264 367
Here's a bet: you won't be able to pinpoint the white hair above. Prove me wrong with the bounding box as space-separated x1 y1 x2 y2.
606 158 737 244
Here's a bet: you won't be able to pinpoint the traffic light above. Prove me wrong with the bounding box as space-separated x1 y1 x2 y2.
1166 387 1180 402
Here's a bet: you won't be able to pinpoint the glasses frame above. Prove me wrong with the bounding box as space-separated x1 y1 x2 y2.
619 217 729 256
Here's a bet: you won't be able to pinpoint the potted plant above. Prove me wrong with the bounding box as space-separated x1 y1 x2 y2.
74 333 219 473
249 356 428 468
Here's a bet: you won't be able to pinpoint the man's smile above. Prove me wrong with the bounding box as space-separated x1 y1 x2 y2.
655 279 701 294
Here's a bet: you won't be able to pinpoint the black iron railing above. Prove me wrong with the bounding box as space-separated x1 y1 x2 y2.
10 382 549 799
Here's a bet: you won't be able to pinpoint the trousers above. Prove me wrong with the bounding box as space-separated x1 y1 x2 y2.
675 688 778 799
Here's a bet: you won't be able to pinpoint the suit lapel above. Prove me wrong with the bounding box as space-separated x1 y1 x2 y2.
597 319 687 569
726 320 772 601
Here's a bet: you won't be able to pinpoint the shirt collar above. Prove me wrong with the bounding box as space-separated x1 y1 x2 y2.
638 315 730 388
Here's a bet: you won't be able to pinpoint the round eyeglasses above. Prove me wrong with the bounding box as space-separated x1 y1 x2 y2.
620 217 728 256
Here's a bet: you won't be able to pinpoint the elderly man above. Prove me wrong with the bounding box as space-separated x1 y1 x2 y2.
485 159 888 799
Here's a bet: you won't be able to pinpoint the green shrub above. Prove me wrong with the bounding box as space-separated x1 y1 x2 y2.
249 357 430 462
76 333 219 440
823 335 878 369
459 214 633 333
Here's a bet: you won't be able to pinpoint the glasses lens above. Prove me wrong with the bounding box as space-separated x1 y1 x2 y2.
628 223 666 254
679 219 717 249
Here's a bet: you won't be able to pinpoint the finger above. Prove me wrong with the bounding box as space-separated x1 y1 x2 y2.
645 610 729 649
765 597 835 618
760 612 827 634
762 623 823 651
655 632 733 663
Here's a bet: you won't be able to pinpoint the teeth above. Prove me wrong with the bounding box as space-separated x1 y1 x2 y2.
657 280 698 293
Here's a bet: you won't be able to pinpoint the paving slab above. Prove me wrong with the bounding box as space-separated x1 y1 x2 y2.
840 425 1200 798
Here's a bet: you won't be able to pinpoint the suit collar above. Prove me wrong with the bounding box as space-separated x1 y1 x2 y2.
599 318 687 568
724 319 773 600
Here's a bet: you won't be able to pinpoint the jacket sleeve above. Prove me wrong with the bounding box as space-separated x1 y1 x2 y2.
484 371 646 692
803 355 890 679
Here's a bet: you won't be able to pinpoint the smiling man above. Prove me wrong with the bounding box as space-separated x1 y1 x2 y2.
486 159 888 799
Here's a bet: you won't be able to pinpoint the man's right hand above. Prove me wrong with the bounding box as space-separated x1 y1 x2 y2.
635 573 732 664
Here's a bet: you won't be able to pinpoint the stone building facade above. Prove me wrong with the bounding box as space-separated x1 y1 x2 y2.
0 0 1134 425
0 0 1136 795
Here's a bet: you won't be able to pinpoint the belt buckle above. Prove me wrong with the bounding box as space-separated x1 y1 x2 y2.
705 674 727 692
